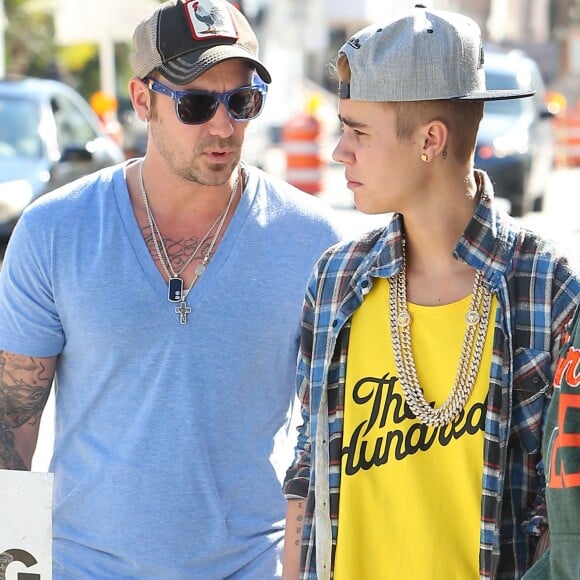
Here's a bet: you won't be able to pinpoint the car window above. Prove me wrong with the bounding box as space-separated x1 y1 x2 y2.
0 96 42 158
483 71 525 116
527 63 547 108
51 94 98 150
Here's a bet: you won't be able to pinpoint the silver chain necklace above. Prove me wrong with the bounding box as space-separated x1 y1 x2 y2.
388 239 493 427
138 160 240 324
149 201 224 280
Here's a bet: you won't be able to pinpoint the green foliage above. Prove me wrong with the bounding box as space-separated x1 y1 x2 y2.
5 0 60 79
2 0 164 100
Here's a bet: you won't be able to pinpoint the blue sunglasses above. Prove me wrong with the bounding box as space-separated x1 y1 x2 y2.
146 77 268 125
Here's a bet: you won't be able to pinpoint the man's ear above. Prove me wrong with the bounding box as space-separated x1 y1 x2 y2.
420 119 449 161
128 78 152 123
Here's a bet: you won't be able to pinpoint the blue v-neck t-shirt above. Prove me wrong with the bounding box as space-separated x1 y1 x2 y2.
0 161 343 578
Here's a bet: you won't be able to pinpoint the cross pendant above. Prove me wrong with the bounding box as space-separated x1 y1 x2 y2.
175 301 192 325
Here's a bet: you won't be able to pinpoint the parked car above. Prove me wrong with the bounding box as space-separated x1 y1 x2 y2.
475 49 555 217
0 77 125 239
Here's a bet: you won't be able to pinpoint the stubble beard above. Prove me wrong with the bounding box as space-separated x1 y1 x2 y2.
154 130 242 187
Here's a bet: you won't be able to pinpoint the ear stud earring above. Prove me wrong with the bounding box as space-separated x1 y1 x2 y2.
420 153 428 163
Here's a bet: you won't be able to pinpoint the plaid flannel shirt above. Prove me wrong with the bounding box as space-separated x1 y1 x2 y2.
284 172 580 579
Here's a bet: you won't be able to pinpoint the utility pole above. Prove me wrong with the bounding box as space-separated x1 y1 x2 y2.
260 0 305 122
0 0 5 78
55 0 157 98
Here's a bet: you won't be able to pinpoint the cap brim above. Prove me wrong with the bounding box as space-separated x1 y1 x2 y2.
338 81 535 102
158 45 272 85
452 89 535 101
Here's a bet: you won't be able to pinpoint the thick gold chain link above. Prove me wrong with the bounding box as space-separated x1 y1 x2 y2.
389 248 492 427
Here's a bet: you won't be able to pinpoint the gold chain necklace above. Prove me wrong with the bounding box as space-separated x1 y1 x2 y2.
388 242 493 427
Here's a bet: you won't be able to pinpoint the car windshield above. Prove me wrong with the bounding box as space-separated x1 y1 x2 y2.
0 96 42 159
483 71 524 116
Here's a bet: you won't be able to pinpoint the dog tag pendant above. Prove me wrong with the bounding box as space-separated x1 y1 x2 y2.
168 277 184 302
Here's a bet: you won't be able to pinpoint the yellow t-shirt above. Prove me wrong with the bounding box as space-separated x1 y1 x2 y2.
334 277 497 580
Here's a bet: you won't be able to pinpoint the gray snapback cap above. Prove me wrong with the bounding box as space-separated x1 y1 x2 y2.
130 0 271 85
338 4 534 102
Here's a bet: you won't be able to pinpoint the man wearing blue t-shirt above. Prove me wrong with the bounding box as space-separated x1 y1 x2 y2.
0 0 342 577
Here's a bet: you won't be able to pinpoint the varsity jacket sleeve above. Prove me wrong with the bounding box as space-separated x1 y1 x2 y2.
523 305 580 580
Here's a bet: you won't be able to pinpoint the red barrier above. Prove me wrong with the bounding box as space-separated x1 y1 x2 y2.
564 110 580 167
553 111 569 168
282 113 323 194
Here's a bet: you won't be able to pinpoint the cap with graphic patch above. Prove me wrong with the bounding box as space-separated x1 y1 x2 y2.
338 4 533 102
130 0 271 85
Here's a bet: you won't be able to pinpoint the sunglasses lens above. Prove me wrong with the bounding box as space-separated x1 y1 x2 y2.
173 87 264 124
228 88 264 120
177 93 217 125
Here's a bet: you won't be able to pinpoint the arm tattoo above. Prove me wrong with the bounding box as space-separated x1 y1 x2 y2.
0 351 54 469
294 501 304 547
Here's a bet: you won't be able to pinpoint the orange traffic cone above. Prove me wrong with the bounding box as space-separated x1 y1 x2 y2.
282 110 323 195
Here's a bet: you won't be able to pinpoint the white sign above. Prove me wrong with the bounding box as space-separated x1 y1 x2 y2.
55 0 158 44
0 470 53 580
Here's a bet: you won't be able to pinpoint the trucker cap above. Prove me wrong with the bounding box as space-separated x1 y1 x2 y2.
338 4 534 102
130 0 271 85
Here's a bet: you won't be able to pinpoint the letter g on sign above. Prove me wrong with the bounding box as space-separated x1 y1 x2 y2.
0 549 41 580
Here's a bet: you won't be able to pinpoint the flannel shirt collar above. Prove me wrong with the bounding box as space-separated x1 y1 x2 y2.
357 170 515 293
